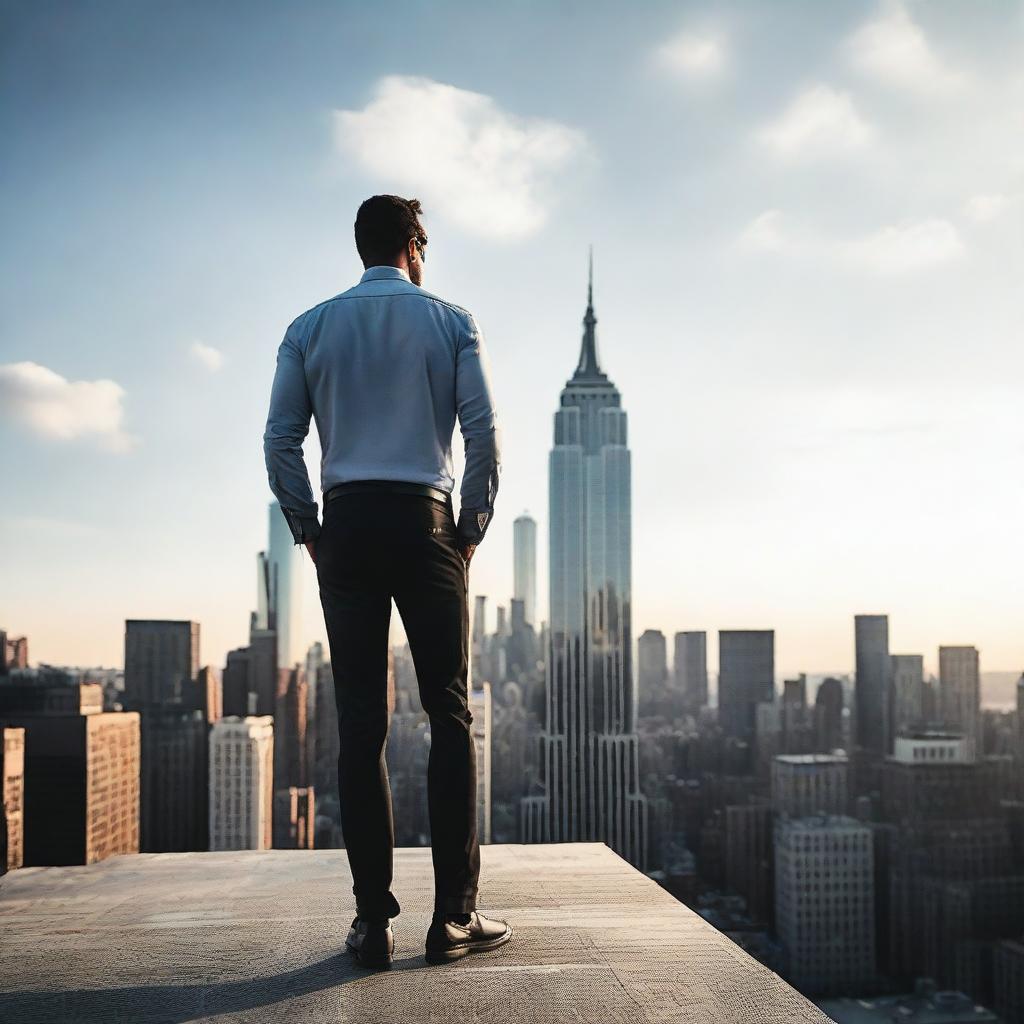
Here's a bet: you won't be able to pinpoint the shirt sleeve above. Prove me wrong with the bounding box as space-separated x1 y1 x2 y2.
262 325 321 545
454 312 501 546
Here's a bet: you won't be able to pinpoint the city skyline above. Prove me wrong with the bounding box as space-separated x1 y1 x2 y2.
1 5 1022 1017
2 1 1022 676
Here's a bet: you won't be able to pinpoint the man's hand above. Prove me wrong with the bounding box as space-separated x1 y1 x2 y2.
459 543 476 567
304 540 317 565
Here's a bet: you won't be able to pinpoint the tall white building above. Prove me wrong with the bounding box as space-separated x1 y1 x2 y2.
521 255 648 869
209 716 274 851
938 645 980 760
471 595 488 686
264 502 303 670
470 682 492 845
513 512 537 627
775 815 876 996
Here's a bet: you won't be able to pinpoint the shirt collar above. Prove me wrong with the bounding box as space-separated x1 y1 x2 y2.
359 265 411 283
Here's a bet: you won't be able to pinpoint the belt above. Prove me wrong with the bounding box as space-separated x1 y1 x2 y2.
324 479 451 505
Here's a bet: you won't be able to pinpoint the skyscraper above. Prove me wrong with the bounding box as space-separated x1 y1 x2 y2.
0 630 29 673
718 630 775 743
1 727 25 873
1017 673 1024 760
141 711 208 852
123 620 200 710
938 645 981 760
124 620 203 854
724 802 773 922
274 665 309 794
471 594 489 685
881 732 1020 989
470 682 492 845
674 631 708 715
209 716 274 851
273 787 315 850
772 754 848 818
265 501 303 670
223 630 277 719
854 614 891 755
521 254 648 868
0 682 139 865
196 665 223 724
637 629 667 713
890 653 925 739
813 677 844 753
775 816 876 995
513 512 537 627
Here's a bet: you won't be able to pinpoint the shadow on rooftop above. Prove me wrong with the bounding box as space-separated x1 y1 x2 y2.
0 949 434 1023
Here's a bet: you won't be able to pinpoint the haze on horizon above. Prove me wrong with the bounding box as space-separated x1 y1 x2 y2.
1 1 1021 681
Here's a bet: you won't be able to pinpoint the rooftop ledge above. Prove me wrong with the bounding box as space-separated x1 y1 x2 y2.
0 843 834 1024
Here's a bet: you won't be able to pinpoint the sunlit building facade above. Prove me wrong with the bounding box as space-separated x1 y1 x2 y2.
209 716 274 851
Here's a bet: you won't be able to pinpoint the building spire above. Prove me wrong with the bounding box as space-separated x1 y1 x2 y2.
573 245 606 381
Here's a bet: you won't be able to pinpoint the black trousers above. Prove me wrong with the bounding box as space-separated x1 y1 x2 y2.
316 488 479 919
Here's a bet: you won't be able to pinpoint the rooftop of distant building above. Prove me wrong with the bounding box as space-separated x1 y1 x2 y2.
775 753 849 765
819 988 999 1024
0 843 834 1024
778 814 867 832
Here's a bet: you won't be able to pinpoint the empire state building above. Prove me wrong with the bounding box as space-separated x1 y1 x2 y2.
522 256 648 869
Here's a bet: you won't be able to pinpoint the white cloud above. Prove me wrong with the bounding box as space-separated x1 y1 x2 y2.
333 76 587 240
963 192 1014 224
841 218 965 274
190 341 225 372
846 2 968 95
0 361 135 452
739 211 965 275
656 31 727 78
757 84 872 159
737 209 792 253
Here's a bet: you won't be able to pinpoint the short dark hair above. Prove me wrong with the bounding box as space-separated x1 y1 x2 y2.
354 194 427 267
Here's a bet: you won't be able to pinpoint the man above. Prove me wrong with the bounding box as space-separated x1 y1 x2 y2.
263 194 510 968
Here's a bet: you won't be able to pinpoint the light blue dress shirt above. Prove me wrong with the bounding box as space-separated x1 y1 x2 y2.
263 265 501 547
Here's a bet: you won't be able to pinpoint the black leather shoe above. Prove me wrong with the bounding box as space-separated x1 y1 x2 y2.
345 915 394 968
424 910 512 964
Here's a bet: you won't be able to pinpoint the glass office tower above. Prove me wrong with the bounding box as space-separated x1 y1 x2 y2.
522 255 648 869
266 501 303 670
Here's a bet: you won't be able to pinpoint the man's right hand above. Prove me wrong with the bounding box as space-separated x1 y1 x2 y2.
459 543 476 567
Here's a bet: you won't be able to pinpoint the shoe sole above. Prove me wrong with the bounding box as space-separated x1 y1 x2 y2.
346 941 393 969
424 925 513 964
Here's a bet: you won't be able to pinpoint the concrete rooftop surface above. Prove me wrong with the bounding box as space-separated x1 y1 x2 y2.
0 843 835 1024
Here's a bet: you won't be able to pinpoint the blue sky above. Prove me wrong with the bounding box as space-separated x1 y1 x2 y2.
1 0 1022 678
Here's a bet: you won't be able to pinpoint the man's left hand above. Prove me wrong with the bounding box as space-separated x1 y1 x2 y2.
304 540 317 564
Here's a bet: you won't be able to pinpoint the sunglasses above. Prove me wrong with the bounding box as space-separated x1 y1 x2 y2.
413 236 427 262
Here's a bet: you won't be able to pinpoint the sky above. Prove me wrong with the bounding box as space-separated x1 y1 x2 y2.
1 0 1022 682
